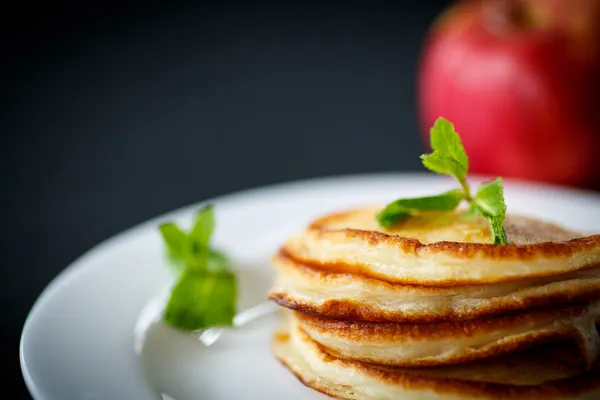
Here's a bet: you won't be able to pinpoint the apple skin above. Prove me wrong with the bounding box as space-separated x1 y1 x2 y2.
418 0 600 187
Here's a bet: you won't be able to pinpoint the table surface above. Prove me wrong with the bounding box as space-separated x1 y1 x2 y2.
3 1 449 398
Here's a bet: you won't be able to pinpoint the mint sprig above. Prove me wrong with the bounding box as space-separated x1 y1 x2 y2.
158 205 237 331
377 117 508 244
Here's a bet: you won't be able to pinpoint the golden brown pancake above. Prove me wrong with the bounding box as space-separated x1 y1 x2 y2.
293 301 600 368
273 322 600 400
283 208 600 285
269 253 600 323
270 208 600 398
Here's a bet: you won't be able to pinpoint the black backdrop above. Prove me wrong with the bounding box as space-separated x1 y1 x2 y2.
3 1 451 397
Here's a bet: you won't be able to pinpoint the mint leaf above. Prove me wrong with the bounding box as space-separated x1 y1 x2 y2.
473 178 507 217
377 189 464 227
421 153 468 181
176 206 216 273
430 118 469 171
468 178 509 244
157 205 238 331
421 117 468 181
190 205 215 248
159 223 188 259
164 269 236 331
377 210 409 228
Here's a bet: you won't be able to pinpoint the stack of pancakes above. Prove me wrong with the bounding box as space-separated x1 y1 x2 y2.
269 208 600 399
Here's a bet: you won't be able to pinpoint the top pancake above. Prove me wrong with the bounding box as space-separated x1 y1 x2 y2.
283 208 600 285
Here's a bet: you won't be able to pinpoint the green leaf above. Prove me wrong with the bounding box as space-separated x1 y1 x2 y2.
469 178 509 244
377 189 465 227
159 223 188 259
164 269 237 331
473 178 507 217
157 204 238 331
377 210 410 228
420 153 468 181
190 205 215 247
421 117 469 181
429 117 469 173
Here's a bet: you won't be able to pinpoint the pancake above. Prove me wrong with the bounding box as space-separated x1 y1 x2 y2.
293 300 600 368
269 253 600 322
283 208 600 285
273 322 600 400
271 207 600 398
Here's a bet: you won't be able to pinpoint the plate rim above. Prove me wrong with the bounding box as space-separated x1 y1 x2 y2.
19 172 600 399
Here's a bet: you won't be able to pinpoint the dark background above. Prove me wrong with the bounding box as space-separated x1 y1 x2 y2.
3 1 450 397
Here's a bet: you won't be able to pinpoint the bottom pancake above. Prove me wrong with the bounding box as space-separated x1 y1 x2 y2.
273 322 600 400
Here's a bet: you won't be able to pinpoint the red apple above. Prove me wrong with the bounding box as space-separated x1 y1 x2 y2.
418 0 600 188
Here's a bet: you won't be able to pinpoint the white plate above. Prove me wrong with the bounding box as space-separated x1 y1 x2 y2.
20 173 600 400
